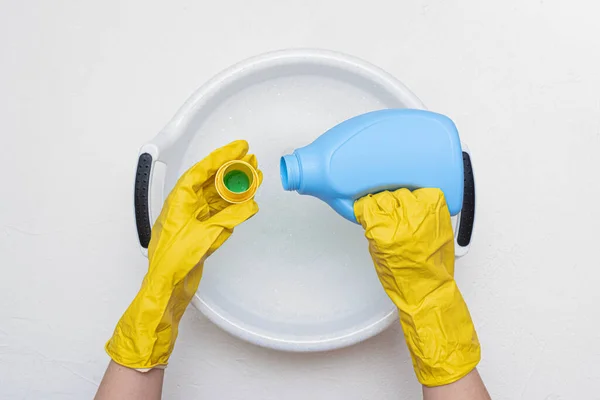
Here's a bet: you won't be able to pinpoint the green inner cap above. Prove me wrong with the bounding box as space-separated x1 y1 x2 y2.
224 170 250 193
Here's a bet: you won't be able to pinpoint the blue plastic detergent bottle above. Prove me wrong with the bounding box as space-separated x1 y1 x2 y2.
280 109 464 223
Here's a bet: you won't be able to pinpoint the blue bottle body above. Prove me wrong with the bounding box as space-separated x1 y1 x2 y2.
281 109 464 223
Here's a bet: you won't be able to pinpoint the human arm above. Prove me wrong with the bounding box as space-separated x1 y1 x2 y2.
423 369 490 400
354 189 489 397
95 141 262 398
95 361 164 400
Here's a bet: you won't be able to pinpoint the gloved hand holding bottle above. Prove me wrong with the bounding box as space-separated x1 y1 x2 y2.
96 141 262 400
354 188 490 399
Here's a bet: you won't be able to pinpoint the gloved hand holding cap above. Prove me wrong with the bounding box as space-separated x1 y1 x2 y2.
105 140 262 370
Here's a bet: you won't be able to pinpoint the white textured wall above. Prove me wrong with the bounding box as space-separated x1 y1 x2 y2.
1 0 599 399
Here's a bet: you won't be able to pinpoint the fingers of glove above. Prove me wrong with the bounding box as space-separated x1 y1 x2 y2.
392 188 456 276
162 141 249 221
411 188 454 241
354 193 380 229
153 184 207 239
148 198 209 262
196 187 259 220
412 187 446 206
355 190 411 245
168 200 258 272
356 188 450 226
240 153 258 169
148 202 257 279
150 186 213 253
355 189 408 228
240 153 264 186
201 203 255 257
413 189 456 276
177 140 249 193
193 198 213 222
411 188 452 223
374 190 405 214
355 188 455 258
204 199 259 231
203 186 230 216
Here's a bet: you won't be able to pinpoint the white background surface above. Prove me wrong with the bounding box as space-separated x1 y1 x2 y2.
1 0 600 399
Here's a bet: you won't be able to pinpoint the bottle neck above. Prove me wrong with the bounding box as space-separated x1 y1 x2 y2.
280 153 301 191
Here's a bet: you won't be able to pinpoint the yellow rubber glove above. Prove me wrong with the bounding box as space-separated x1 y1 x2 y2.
354 188 480 387
106 140 262 370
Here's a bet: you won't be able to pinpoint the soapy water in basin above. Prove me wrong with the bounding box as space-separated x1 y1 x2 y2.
161 71 404 342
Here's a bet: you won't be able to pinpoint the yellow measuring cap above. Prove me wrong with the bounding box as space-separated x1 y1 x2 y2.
215 160 259 203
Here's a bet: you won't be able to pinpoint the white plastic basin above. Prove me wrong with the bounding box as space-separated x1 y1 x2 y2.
136 49 428 351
